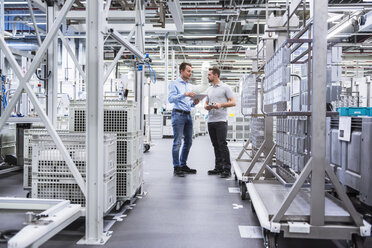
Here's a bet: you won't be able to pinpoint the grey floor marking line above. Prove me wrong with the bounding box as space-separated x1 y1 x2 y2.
238 226 264 239
228 187 240 193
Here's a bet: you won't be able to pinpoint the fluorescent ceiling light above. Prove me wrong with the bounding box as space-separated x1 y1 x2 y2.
3 2 28 4
184 22 217 25
268 0 311 2
63 35 86 39
188 54 215 57
184 45 215 48
27 22 46 25
183 35 216 39
241 45 257 48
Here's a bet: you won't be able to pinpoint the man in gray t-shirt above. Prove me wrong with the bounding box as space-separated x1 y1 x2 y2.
204 67 236 178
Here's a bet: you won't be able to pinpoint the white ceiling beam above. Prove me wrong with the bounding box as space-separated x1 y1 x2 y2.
280 0 302 27
70 23 178 33
66 10 135 21
29 0 46 12
167 0 184 32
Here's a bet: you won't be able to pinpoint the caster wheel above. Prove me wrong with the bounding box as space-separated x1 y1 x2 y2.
263 229 278 248
347 234 365 248
26 191 31 198
143 144 150 153
240 183 247 200
363 213 372 224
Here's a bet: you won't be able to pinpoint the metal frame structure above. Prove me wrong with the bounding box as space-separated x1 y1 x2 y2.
81 0 106 244
234 0 371 246
0 0 148 245
233 0 310 186
0 197 81 248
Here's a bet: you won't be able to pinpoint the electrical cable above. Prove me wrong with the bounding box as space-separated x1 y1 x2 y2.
145 63 156 84
35 69 51 81
1 84 7 109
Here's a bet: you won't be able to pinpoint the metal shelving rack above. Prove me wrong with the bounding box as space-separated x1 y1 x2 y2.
0 0 150 246
233 1 371 247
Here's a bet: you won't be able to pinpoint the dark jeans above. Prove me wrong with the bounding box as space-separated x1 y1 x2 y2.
208 121 231 171
171 110 193 167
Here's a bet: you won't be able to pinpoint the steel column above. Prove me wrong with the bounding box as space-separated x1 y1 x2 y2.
367 80 370 107
0 0 4 72
310 0 328 226
85 0 105 243
47 3 58 127
263 38 274 158
135 0 145 131
171 49 175 81
164 33 169 106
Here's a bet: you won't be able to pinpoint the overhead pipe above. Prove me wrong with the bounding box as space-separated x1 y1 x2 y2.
218 0 233 63
164 33 168 106
220 0 245 66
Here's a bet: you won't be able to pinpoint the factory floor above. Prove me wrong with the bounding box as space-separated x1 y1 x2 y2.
0 135 371 248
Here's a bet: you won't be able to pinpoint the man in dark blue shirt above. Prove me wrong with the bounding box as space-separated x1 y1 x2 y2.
168 62 200 177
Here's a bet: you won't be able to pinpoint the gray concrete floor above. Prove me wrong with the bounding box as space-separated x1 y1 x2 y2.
0 136 371 247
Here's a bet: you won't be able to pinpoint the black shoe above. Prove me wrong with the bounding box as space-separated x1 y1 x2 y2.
208 168 223 175
181 165 197 174
220 170 231 178
174 167 185 177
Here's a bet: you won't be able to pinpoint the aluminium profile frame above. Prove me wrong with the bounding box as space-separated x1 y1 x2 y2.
0 197 81 248
247 0 371 244
0 0 110 245
0 0 86 196
108 28 146 61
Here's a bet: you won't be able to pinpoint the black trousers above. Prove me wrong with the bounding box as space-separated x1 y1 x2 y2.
208 121 231 171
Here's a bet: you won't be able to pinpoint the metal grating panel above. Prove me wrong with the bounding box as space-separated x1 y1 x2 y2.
69 100 137 133
30 133 117 178
117 160 142 199
32 174 116 213
23 163 32 189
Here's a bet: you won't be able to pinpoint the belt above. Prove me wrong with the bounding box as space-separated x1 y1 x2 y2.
173 109 190 115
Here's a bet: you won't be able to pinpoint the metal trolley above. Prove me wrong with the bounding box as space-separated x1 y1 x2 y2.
233 1 371 247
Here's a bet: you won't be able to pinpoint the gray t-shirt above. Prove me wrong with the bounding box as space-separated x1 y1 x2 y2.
206 82 234 123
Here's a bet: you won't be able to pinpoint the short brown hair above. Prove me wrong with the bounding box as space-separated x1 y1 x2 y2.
179 62 192 73
209 66 220 78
